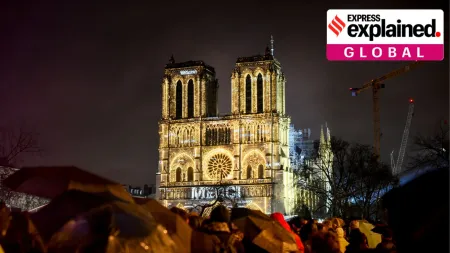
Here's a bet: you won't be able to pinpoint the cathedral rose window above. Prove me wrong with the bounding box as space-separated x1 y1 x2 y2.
207 153 232 180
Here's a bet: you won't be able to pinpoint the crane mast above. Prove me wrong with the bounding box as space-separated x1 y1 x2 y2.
391 99 415 175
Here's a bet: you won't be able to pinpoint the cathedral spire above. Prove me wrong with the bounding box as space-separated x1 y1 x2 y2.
169 54 175 64
320 124 325 145
270 35 274 56
326 122 331 144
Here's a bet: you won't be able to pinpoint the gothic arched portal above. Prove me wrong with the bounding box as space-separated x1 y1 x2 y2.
257 73 263 113
245 75 252 113
176 81 182 119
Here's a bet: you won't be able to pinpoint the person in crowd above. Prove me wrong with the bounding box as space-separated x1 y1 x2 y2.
300 220 318 245
321 220 332 232
270 212 304 253
349 220 359 231
335 227 348 253
0 202 10 238
308 231 341 253
200 205 245 253
345 229 369 253
316 223 323 232
188 215 203 230
0 211 46 253
170 207 189 223
375 229 396 253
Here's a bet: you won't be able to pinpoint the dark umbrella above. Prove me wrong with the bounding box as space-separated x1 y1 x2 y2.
231 208 297 253
231 207 269 220
47 201 178 253
137 198 192 253
3 166 129 200
31 190 129 242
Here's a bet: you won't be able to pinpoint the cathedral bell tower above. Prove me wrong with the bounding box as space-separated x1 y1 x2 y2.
231 36 286 115
161 57 219 120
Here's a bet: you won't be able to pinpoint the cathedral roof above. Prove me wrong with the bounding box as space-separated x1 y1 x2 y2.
165 60 215 73
236 54 275 63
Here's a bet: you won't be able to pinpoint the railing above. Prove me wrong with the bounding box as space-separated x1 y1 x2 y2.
159 178 273 187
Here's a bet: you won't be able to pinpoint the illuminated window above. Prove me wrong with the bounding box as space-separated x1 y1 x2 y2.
258 165 264 179
176 167 182 182
187 167 194 182
176 81 182 119
187 80 194 118
257 74 263 113
245 75 252 113
207 154 232 180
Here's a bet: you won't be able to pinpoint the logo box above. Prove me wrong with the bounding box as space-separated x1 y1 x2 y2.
327 9 444 61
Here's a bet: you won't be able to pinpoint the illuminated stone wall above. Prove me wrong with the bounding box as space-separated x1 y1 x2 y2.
156 54 295 214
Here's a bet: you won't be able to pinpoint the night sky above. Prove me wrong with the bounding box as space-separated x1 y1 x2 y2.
1 1 448 186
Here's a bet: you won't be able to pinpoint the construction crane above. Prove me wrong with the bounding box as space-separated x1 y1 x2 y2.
391 99 415 175
349 61 422 159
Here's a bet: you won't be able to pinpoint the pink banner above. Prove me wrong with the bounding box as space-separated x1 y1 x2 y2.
327 44 444 61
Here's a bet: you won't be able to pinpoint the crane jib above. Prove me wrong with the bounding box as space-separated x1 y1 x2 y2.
356 61 422 93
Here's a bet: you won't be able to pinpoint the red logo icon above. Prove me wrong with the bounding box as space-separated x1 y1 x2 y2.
328 15 346 36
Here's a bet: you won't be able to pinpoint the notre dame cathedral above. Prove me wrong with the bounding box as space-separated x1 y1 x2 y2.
156 39 303 214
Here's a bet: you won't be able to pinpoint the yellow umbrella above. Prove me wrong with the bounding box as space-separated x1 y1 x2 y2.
358 220 381 248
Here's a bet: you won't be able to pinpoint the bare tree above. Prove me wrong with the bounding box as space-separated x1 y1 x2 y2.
297 137 398 219
346 144 398 220
407 120 449 171
0 126 42 166
297 137 357 217
0 126 47 210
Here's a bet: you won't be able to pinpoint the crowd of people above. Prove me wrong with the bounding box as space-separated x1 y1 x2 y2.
169 205 398 253
0 167 447 252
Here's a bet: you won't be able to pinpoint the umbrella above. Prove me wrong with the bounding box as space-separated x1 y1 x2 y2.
358 220 381 248
231 208 297 253
3 166 131 201
31 189 130 242
231 207 269 221
137 198 192 253
47 201 177 253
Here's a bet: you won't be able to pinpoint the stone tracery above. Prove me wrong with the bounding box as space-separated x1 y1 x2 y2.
243 150 266 179
205 123 232 146
169 153 195 182
169 125 196 147
207 153 232 180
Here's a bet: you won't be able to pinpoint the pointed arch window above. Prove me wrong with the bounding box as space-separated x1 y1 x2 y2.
176 81 182 119
246 165 252 179
245 75 252 113
187 80 194 118
258 165 264 179
257 74 263 113
187 167 194 182
176 167 182 182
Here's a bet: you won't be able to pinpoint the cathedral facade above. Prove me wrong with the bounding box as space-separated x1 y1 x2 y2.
156 46 296 214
